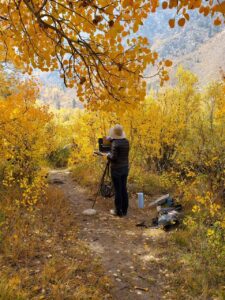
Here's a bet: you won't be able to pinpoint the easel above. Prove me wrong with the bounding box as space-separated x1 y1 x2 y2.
92 160 110 209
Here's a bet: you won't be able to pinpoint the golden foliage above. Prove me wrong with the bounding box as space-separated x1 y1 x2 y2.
69 66 225 232
69 68 225 189
0 1 223 107
0 68 54 206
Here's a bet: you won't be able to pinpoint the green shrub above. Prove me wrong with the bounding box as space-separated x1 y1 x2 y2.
47 147 71 168
129 167 173 195
71 163 102 188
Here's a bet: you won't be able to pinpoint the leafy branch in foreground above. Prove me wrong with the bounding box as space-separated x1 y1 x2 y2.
0 0 223 107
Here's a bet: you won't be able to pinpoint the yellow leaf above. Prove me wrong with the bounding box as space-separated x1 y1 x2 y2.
165 59 172 67
178 18 185 27
184 13 190 20
213 1 225 14
162 1 168 9
214 17 222 26
169 19 175 28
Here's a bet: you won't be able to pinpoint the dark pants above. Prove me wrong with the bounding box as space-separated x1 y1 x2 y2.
111 166 129 216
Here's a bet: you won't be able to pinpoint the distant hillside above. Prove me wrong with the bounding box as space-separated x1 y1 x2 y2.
143 10 225 90
141 9 222 58
36 71 79 109
170 29 225 86
146 28 225 91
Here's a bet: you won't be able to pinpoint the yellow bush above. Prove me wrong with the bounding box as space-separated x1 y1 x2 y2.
0 67 54 206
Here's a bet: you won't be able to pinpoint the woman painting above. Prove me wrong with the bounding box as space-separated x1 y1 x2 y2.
107 125 130 217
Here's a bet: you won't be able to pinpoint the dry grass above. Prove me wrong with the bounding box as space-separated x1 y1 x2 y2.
71 163 102 189
128 168 173 195
159 225 225 300
71 163 174 196
0 186 111 299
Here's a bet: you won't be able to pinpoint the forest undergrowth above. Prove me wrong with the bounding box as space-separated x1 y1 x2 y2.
0 186 111 300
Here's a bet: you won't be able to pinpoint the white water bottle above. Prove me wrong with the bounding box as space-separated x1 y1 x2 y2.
137 192 144 208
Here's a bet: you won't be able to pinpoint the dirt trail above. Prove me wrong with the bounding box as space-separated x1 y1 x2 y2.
49 169 172 300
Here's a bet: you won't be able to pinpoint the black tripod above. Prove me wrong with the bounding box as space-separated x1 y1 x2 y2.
92 161 112 208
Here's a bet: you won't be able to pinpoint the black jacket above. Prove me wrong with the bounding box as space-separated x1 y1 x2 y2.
108 138 129 169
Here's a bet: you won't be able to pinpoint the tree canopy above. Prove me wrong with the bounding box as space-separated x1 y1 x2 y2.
0 0 224 108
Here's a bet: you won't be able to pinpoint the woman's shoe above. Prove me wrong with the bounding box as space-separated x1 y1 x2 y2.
110 209 117 215
110 209 123 217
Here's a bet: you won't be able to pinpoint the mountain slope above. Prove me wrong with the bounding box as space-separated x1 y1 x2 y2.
170 29 225 85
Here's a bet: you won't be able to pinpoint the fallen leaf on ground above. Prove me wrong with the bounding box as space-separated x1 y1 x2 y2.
134 286 149 292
